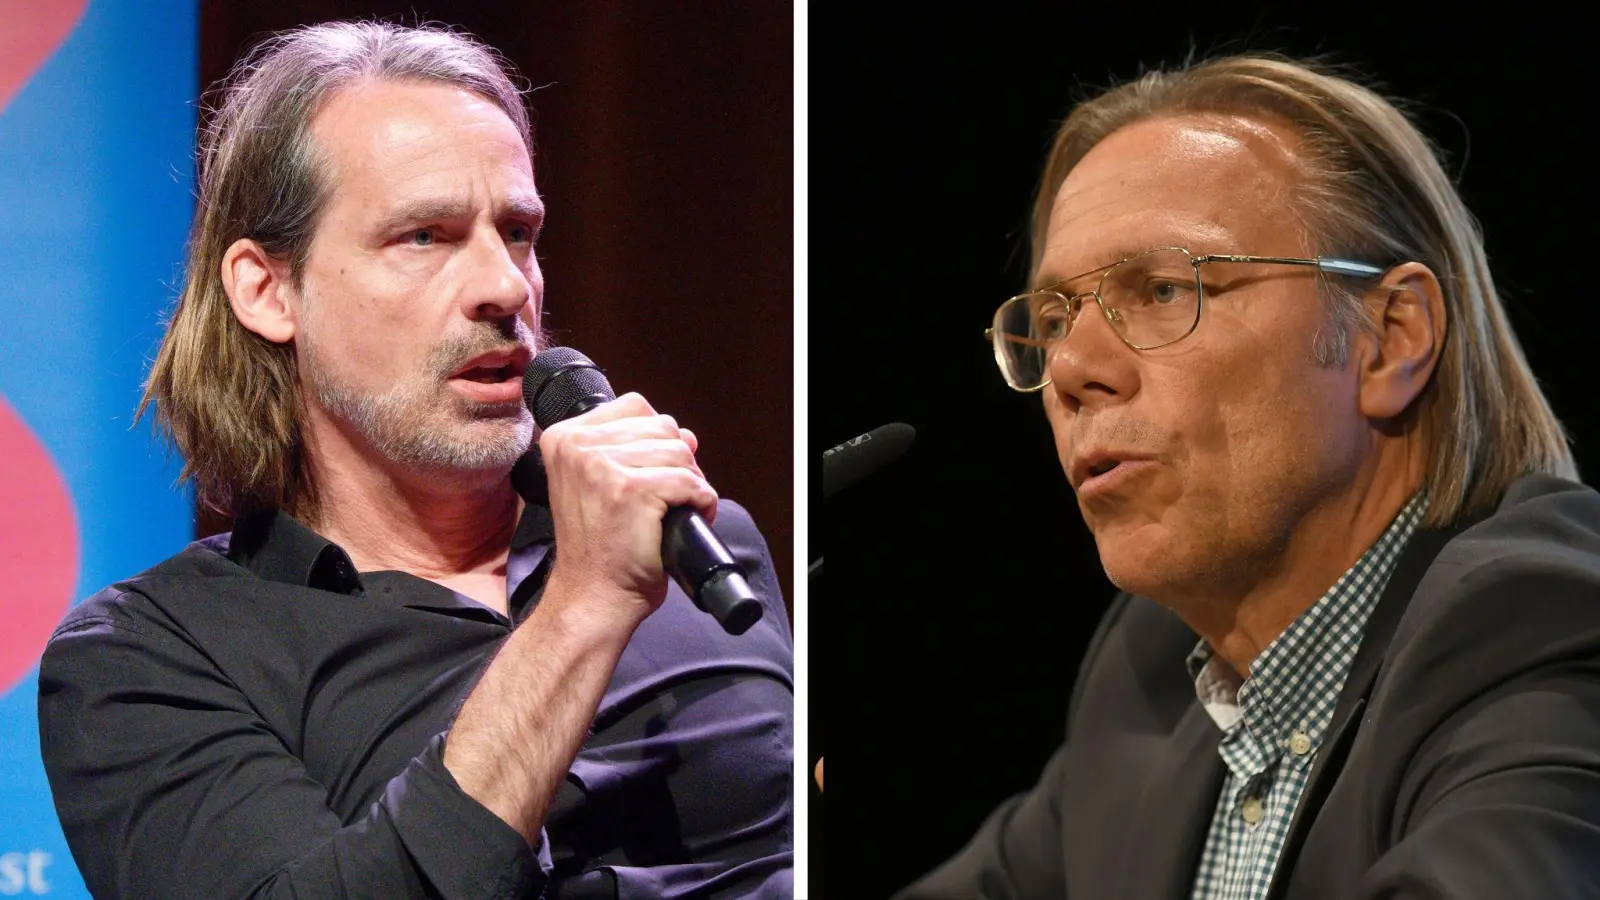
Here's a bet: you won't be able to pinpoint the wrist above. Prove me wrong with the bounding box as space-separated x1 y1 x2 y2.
534 567 650 648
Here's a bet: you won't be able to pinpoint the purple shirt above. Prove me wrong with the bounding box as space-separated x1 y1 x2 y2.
38 484 793 899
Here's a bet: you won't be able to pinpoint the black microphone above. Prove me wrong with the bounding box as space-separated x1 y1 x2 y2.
522 347 764 636
823 422 915 499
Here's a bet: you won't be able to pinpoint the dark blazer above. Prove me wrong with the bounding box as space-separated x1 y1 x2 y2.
896 474 1600 899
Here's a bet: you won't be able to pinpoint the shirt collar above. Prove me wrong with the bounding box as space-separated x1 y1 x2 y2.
226 452 556 595
1187 492 1429 753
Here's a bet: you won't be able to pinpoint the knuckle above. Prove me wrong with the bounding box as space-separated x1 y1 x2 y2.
620 392 654 414
578 447 612 481
538 428 564 458
604 471 633 504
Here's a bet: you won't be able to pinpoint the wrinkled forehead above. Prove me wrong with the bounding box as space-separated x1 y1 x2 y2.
1037 113 1309 287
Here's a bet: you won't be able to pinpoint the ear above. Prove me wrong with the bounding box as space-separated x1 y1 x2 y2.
1356 261 1446 421
221 238 298 344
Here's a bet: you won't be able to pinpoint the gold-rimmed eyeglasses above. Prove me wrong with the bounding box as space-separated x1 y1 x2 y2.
984 246 1390 392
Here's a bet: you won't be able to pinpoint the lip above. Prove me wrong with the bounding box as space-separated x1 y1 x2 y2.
1076 458 1156 499
449 345 531 379
1070 451 1155 494
448 378 524 405
447 345 532 406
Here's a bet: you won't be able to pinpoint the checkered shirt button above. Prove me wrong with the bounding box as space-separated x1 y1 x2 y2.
1290 730 1313 756
1241 796 1264 825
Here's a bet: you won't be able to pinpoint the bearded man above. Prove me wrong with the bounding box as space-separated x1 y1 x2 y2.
892 55 1600 899
37 22 792 900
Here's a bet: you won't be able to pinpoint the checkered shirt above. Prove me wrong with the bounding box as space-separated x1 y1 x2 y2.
1187 493 1427 900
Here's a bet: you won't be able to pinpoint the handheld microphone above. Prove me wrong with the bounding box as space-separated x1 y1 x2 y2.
522 347 763 636
823 422 916 499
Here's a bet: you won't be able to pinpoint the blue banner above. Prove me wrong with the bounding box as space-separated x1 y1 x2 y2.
0 0 197 895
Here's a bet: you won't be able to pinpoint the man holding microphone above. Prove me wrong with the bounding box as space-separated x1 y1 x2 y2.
38 21 792 899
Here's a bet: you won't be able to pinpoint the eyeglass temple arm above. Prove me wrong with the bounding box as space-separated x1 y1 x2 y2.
1193 254 1386 278
983 327 1052 349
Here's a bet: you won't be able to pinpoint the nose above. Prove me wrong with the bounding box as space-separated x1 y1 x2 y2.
1047 294 1139 415
459 223 538 322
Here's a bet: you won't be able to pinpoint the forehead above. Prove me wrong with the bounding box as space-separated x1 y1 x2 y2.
308 79 534 205
1038 113 1307 285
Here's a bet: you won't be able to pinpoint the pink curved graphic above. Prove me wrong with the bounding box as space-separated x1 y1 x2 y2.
0 0 91 114
0 1 92 695
0 395 78 694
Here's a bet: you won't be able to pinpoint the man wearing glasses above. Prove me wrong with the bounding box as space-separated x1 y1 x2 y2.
896 55 1600 898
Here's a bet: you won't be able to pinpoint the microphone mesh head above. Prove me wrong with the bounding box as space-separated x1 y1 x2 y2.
523 346 616 428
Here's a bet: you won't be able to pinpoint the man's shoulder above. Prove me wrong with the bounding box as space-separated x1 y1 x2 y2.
1412 474 1600 621
51 536 246 640
709 498 764 541
1380 474 1600 700
1437 474 1600 578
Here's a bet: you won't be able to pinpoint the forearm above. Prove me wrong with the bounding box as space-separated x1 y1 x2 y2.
443 570 641 844
41 615 544 900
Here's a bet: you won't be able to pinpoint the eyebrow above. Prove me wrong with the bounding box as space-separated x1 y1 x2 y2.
371 194 546 235
1032 245 1153 291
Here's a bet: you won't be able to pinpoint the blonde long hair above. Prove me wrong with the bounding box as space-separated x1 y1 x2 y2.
1032 54 1576 526
140 21 530 519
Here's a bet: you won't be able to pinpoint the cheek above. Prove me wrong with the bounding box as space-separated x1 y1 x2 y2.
1042 389 1074 468
1207 352 1363 518
304 271 428 380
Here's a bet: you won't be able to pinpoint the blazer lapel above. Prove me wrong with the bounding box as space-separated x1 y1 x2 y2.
1264 521 1474 899
1113 701 1226 900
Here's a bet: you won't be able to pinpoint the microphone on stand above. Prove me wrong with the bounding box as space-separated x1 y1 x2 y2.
823 422 916 500
813 422 916 582
523 347 764 636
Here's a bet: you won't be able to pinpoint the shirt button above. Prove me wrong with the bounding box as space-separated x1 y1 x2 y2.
1241 796 1264 825
1290 731 1313 756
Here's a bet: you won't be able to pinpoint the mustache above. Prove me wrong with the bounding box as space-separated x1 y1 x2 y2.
1068 417 1168 455
426 318 538 379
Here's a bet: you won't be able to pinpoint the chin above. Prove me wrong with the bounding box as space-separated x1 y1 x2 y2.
460 423 535 470
1090 518 1188 598
397 413 533 473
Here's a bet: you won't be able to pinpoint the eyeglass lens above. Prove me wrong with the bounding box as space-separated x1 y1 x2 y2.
991 248 1201 388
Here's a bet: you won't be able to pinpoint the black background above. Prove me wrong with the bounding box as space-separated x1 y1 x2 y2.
810 4 1594 897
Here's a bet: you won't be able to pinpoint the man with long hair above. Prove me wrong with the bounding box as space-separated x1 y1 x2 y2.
895 55 1600 898
38 22 792 899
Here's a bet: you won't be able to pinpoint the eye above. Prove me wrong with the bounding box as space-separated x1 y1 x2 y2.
1037 307 1071 339
407 228 437 247
1028 295 1072 339
1143 280 1192 306
505 222 537 244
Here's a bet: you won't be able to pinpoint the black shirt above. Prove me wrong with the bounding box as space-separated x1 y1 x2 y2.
37 477 793 899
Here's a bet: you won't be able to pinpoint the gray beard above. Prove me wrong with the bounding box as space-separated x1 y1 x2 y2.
300 318 537 474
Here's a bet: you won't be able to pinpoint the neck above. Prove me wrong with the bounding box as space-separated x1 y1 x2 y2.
300 422 522 580
1182 439 1423 679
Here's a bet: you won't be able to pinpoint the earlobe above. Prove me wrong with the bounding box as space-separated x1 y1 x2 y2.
221 238 297 344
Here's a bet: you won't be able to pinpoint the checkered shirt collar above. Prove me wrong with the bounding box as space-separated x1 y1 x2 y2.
1184 492 1428 754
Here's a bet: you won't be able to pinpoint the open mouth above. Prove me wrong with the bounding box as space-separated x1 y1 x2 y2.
454 363 519 384
1088 459 1120 478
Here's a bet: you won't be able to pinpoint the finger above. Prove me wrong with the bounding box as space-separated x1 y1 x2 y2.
599 439 700 472
562 391 656 425
630 467 719 519
815 757 823 792
546 412 684 449
680 427 699 456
